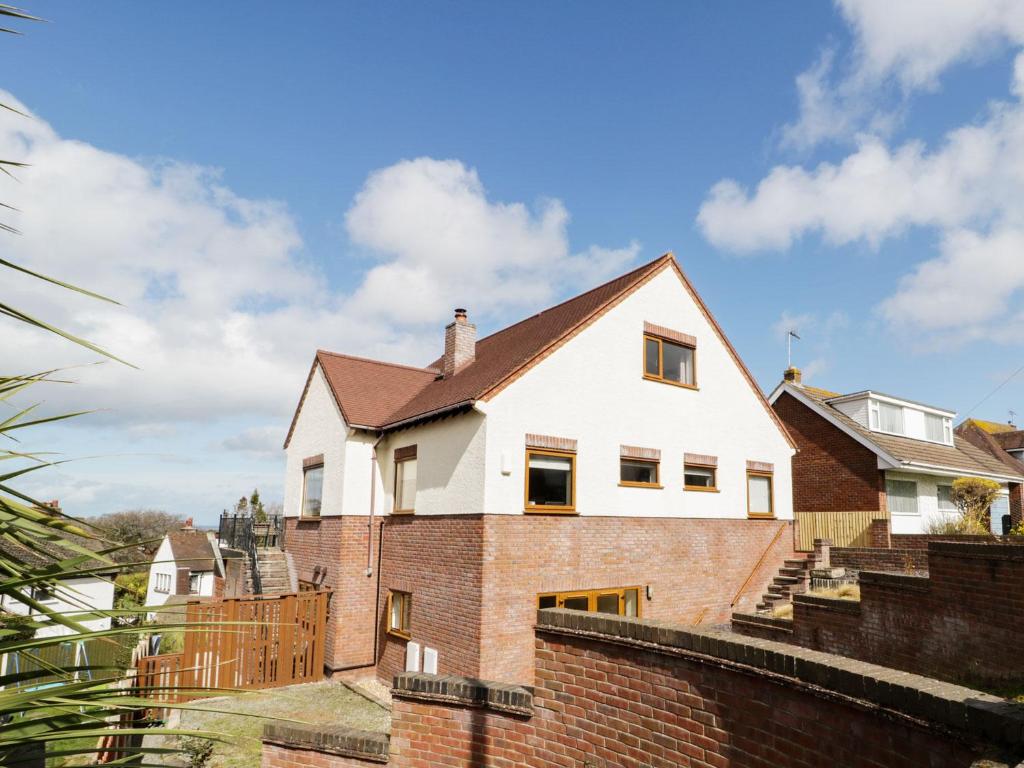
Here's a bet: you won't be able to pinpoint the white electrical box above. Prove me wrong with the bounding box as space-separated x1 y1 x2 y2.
405 641 421 673
423 646 438 674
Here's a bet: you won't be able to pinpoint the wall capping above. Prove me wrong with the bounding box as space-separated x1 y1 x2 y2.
535 608 1024 747
262 723 388 763
392 672 533 716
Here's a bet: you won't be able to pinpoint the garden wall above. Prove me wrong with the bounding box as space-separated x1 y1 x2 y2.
263 609 1024 768
734 540 1024 689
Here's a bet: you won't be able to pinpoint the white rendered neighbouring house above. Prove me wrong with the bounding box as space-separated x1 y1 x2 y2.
144 527 231 616
281 253 798 685
770 369 1024 537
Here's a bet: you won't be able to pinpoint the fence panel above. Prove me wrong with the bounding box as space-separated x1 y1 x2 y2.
135 590 329 710
794 510 889 551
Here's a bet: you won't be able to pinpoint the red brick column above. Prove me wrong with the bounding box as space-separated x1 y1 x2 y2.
1010 482 1023 530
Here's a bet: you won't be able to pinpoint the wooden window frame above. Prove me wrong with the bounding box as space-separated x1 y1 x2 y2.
536 586 642 618
746 470 775 519
684 463 718 493
524 448 577 514
619 457 662 489
386 589 412 639
300 461 324 520
393 445 418 515
643 333 698 390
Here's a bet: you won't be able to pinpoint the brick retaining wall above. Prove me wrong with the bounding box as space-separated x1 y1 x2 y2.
734 541 1024 688
830 545 928 573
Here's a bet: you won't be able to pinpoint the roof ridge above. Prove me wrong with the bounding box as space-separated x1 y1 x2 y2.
316 349 439 374
473 253 671 346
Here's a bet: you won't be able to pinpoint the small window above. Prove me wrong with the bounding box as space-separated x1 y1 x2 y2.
877 402 905 435
302 464 324 518
937 484 955 514
188 573 201 595
525 450 575 512
537 587 641 618
387 590 411 638
154 573 171 594
643 334 695 388
684 465 717 491
394 447 418 514
747 472 774 518
30 585 56 603
620 458 659 487
887 478 919 515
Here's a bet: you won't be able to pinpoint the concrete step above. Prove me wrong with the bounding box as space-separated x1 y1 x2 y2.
773 575 800 585
779 567 807 578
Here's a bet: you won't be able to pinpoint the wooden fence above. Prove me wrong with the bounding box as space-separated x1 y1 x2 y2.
1 634 133 689
135 590 329 711
794 510 889 551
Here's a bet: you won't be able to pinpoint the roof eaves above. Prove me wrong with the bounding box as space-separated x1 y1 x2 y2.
382 399 476 432
896 459 1024 483
282 357 328 449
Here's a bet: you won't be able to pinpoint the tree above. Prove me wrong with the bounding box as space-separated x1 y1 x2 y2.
92 509 186 560
234 495 249 516
249 488 267 523
950 477 1002 535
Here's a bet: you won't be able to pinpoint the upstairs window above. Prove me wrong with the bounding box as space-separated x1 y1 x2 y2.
302 457 324 518
887 478 919 515
746 462 774 518
188 573 201 595
643 328 696 388
872 401 905 435
619 446 661 488
684 453 718 491
394 445 418 514
924 413 953 444
154 573 171 594
526 450 575 512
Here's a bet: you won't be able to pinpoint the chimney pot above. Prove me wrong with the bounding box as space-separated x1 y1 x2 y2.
783 366 802 385
443 308 476 377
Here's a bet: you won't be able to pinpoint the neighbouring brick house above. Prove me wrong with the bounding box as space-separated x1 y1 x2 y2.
957 418 1024 531
282 253 799 684
770 370 1024 536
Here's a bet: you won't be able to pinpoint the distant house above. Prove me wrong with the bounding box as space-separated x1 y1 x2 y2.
145 523 243 613
770 369 1024 536
0 515 117 639
281 253 798 684
956 419 1024 532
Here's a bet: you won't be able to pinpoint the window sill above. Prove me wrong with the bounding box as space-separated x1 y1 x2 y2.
643 374 698 391
618 482 663 489
524 507 578 515
685 486 719 493
298 516 322 522
747 513 776 520
387 629 410 641
391 509 415 516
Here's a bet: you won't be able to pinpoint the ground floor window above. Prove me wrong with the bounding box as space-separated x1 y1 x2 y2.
887 478 919 515
537 587 640 618
525 449 575 512
387 590 412 639
747 471 774 518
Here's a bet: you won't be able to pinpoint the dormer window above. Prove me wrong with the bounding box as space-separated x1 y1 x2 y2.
866 398 953 444
873 401 905 435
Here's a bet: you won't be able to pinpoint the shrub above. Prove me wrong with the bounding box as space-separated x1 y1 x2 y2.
949 477 1002 534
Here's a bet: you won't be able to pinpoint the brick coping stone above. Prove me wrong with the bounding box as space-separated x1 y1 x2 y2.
262 722 389 763
535 608 1024 748
391 672 533 716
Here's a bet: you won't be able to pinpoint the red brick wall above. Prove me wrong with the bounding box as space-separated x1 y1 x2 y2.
478 516 797 683
737 542 1024 688
890 533 999 549
773 392 885 512
830 546 928 573
284 516 380 671
262 742 378 768
387 635 986 768
1012 483 1023 528
375 515 485 683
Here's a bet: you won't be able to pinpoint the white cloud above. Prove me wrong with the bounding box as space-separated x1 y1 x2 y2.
221 426 286 458
0 97 639 433
783 1 1024 148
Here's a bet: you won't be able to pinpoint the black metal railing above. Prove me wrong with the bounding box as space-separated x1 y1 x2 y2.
217 513 285 596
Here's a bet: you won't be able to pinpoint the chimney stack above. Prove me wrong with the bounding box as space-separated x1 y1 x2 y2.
783 366 802 385
443 308 476 378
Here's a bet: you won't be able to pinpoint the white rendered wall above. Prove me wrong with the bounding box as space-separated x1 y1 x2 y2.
378 412 487 516
482 267 795 519
1 575 114 638
284 365 349 517
885 469 1010 534
145 537 176 610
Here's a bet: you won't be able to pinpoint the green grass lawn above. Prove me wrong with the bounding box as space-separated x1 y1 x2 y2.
171 681 390 768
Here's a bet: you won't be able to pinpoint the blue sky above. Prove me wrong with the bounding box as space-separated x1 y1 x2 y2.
4 2 1024 522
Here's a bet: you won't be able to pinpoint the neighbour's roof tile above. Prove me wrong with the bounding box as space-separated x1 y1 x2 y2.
798 387 1022 479
993 430 1024 451
965 418 1018 435
166 531 217 572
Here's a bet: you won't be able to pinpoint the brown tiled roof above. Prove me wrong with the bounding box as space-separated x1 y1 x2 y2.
964 418 1018 435
285 253 795 448
798 387 1023 479
955 420 1024 475
166 531 217 572
0 519 113 574
993 430 1024 451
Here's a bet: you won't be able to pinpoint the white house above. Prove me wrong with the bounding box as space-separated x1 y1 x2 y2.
144 527 225 614
280 253 800 684
770 373 1024 535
